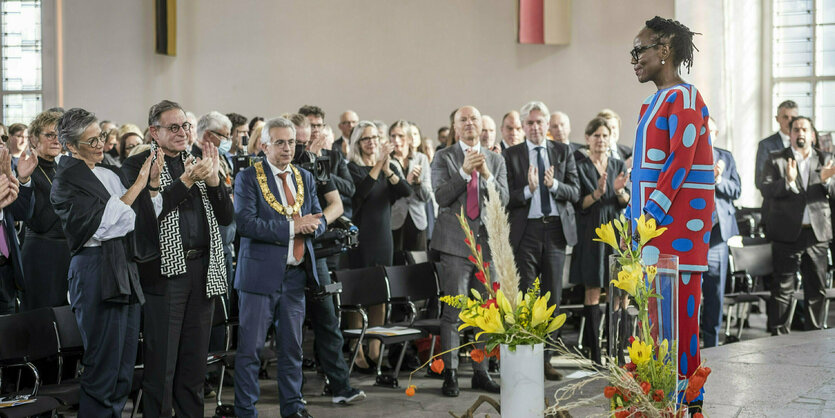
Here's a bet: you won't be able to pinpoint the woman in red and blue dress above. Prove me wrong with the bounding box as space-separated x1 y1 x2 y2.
628 17 714 410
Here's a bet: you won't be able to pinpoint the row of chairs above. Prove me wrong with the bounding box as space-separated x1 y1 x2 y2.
0 306 83 418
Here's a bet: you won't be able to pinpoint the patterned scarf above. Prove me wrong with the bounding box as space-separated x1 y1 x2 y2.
158 152 227 297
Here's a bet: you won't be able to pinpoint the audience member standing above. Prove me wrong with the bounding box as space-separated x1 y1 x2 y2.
756 100 799 193
124 100 234 418
7 123 29 171
702 118 740 348
480 115 500 153
568 117 629 364
233 117 327 418
761 116 834 334
51 107 160 416
20 110 71 310
390 120 432 252
597 109 634 162
334 110 358 158
430 105 507 397
504 101 580 379
499 111 524 151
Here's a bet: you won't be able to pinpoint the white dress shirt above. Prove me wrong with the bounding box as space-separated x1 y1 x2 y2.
779 131 790 149
84 167 162 247
788 148 821 226
267 160 302 266
522 140 560 218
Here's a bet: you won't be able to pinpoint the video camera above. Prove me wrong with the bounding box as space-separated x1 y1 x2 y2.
312 215 359 259
233 135 257 175
293 144 331 185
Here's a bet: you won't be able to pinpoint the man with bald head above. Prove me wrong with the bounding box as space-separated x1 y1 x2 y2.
480 115 499 153
500 111 524 151
550 111 588 159
332 110 358 158
430 105 508 397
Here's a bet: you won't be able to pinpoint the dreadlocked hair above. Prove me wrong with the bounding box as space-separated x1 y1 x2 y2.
645 16 700 73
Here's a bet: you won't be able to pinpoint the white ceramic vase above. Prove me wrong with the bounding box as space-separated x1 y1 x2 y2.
500 343 544 418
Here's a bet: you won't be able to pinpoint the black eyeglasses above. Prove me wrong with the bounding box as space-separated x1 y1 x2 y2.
80 132 109 148
210 131 230 141
630 43 662 61
359 135 379 143
156 122 192 134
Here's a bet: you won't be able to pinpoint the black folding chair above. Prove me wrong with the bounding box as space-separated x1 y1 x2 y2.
0 309 64 417
334 266 423 388
405 251 429 265
786 248 835 330
726 236 773 341
207 298 236 417
384 263 441 359
50 306 83 383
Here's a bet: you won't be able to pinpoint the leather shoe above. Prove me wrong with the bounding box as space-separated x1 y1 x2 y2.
442 369 459 397
544 361 564 381
471 370 500 393
283 408 313 418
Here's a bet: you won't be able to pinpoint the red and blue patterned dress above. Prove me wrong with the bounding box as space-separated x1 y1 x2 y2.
628 83 714 394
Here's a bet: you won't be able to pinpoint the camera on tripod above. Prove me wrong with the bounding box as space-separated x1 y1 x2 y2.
233 135 256 174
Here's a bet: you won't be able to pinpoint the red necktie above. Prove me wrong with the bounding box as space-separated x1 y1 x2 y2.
466 171 479 220
277 172 305 261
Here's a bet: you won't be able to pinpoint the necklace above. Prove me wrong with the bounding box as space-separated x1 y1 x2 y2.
254 161 305 216
38 164 55 185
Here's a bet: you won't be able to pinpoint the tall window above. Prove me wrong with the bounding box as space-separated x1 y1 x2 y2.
1 0 42 126
772 0 835 132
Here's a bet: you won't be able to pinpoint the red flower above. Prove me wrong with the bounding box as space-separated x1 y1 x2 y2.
468 255 478 265
492 281 500 292
430 358 444 374
469 349 486 363
483 261 490 269
693 414 704 418
476 244 482 253
481 298 497 309
640 381 651 395
624 362 637 372
628 335 635 344
653 388 665 402
603 386 617 398
475 271 487 285
614 409 629 418
684 366 711 402
464 238 471 246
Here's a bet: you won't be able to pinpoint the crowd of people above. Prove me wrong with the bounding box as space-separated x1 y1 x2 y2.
0 16 830 418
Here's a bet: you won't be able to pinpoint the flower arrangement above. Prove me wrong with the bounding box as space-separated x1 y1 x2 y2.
596 214 710 416
404 182 566 397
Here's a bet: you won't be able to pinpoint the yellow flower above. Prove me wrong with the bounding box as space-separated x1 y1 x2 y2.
628 339 652 366
530 295 556 328
496 289 513 315
612 268 641 297
636 214 667 246
646 265 658 284
658 339 669 360
473 305 505 339
594 222 618 249
545 313 566 333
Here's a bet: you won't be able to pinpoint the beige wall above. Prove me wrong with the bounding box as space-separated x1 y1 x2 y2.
61 0 673 144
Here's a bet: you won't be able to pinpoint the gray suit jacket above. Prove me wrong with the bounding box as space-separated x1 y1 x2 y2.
430 143 509 259
392 152 433 231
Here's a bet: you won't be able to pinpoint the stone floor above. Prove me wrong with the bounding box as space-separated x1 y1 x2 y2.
58 305 833 417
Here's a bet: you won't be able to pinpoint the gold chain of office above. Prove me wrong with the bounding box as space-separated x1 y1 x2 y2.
255 161 304 216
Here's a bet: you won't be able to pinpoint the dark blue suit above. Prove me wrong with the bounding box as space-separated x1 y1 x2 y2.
0 183 33 314
233 161 325 418
702 147 741 347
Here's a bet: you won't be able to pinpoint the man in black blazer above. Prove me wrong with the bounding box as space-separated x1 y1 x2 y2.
756 100 798 194
702 120 741 347
761 116 835 333
504 101 579 379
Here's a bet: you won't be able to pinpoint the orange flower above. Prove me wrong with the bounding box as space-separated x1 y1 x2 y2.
693 413 704 418
469 349 486 363
430 358 445 374
405 385 416 396
488 346 500 359
604 386 617 398
614 409 629 418
684 366 711 402
640 381 651 395
653 388 665 402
